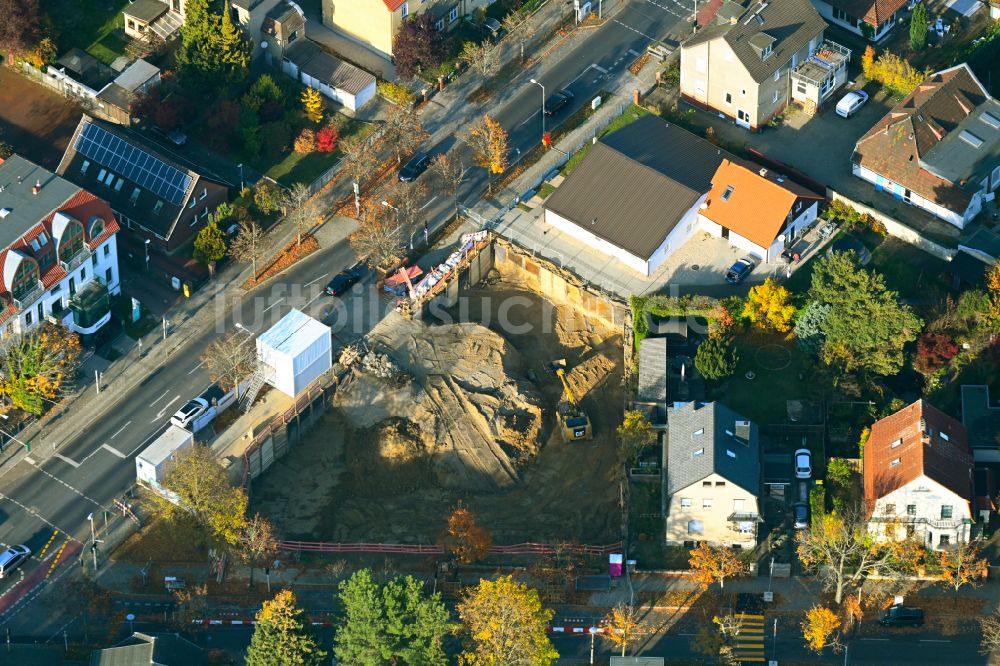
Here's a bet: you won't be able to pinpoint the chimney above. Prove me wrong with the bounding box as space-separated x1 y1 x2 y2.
32 180 40 195
759 168 768 177
730 15 738 24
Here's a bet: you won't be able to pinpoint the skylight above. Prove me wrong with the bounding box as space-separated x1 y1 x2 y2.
890 458 901 467
721 185 735 201
980 112 1000 129
960 130 984 148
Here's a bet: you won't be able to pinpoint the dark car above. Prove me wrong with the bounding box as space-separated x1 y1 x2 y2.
543 89 575 116
325 266 364 296
793 502 809 530
879 605 923 627
724 256 757 284
398 152 431 182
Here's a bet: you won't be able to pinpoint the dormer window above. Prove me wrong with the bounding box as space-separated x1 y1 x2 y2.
762 43 772 59
721 185 734 201
692 448 705 458
890 438 902 448
890 457 901 467
749 32 776 61
153 200 164 215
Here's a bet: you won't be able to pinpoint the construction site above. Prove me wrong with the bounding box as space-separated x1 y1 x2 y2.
251 243 628 547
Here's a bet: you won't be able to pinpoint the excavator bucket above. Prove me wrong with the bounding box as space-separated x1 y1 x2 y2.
550 358 567 371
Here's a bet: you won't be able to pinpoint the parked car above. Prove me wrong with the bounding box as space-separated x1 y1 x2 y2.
153 126 188 146
724 256 756 284
835 90 869 118
0 545 31 578
879 605 924 627
325 266 364 297
793 502 809 530
171 398 209 429
398 152 431 182
794 448 812 479
543 89 575 116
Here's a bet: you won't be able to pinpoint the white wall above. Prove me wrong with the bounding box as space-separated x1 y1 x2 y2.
665 472 759 549
812 0 894 40
852 163 969 229
869 476 972 548
543 209 651 275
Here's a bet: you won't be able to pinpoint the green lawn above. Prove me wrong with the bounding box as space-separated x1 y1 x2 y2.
561 104 649 175
721 332 817 426
264 115 376 187
49 0 131 65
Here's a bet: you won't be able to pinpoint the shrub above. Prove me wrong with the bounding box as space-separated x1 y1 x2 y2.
316 125 340 153
294 128 316 154
695 336 739 381
377 80 417 106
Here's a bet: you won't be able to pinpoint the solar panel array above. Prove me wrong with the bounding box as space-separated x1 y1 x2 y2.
74 122 192 206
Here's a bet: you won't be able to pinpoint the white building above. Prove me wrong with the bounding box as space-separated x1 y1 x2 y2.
0 155 121 339
809 0 905 42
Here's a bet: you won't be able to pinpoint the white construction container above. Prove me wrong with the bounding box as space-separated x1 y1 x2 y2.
135 424 194 488
257 309 332 398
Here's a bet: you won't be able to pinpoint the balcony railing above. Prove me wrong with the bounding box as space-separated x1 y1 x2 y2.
791 40 851 87
60 247 92 273
869 515 972 530
12 279 44 309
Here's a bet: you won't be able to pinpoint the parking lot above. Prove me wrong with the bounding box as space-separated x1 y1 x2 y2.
0 69 82 170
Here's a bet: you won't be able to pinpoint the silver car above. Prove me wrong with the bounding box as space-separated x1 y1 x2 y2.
0 545 31 578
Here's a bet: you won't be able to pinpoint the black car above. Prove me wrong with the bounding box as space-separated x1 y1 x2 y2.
325 267 364 296
724 256 757 284
543 89 575 116
398 152 431 182
879 605 923 627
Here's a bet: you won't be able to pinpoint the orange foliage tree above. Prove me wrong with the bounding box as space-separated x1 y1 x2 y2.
801 605 841 653
986 261 1000 331
688 543 746 590
599 603 647 657
938 541 989 591
0 322 81 415
439 506 492 564
743 277 795 332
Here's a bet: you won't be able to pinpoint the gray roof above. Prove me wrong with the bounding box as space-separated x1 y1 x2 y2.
921 99 1000 186
123 0 169 23
544 115 731 260
113 59 159 92
96 83 132 111
638 337 668 404
961 385 1000 451
90 632 206 666
666 401 760 495
0 155 80 250
56 48 115 91
286 40 376 96
685 0 827 83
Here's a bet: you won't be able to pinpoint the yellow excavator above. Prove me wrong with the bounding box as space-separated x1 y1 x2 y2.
551 359 592 442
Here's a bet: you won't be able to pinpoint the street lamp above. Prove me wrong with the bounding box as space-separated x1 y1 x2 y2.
144 239 151 273
529 78 546 141
237 163 244 191
0 415 30 453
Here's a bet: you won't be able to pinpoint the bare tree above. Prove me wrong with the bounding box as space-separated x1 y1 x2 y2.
382 109 427 165
340 135 377 215
202 329 258 400
431 151 465 216
126 30 165 60
459 40 501 79
348 201 404 269
981 610 1000 655
281 182 316 246
172 583 209 631
229 219 268 278
238 513 278 587
382 179 426 249
502 10 538 62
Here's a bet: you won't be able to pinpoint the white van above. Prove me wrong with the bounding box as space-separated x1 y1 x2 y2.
0 544 30 578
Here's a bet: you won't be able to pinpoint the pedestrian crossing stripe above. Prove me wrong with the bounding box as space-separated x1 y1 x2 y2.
44 538 70 579
37 530 59 561
733 613 765 664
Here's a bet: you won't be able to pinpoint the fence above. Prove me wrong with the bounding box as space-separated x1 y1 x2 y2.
277 540 624 555
306 121 386 197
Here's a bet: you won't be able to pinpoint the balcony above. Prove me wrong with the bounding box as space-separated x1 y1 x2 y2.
60 247 92 273
12 279 44 310
791 41 851 105
869 515 972 530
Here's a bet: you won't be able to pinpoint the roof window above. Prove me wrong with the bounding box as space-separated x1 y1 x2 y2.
721 185 734 201
726 449 736 458
890 458 901 467
980 112 1000 129
960 130 984 148
890 438 902 448
693 428 704 437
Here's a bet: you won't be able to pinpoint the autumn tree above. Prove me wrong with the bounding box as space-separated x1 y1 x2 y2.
599 603 647 657
860 45 875 79
0 0 46 60
237 513 277 587
502 10 538 62
743 277 795 332
457 575 558 666
695 335 739 381
460 40 502 79
246 590 326 666
910 2 928 51
0 322 81 415
229 220 268 279
985 261 1000 331
171 583 209 632
334 568 450 665
294 128 316 154
938 541 989 591
316 125 340 153
253 180 282 215
281 182 317 246
617 409 655 468
688 543 746 590
154 445 248 546
383 108 428 165
193 220 227 267
301 86 324 124
201 329 257 400
431 151 466 216
349 200 404 269
913 331 958 378
439 505 492 564
392 13 448 80
801 605 841 653
980 610 1000 655
467 114 509 193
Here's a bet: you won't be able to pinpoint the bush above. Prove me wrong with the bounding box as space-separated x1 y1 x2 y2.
695 336 739 381
860 45 928 96
378 80 417 106
316 125 340 153
294 128 316 154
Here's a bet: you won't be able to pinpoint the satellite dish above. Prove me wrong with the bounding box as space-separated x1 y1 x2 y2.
260 40 269 49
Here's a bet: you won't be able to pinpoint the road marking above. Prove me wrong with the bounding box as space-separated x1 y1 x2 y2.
860 638 890 641
263 297 285 313
37 531 59 561
22 461 103 508
592 63 609 74
304 273 329 288
44 538 70 579
24 456 35 465
149 390 169 407
153 395 181 421
53 454 80 468
517 110 540 128
919 639 951 643
101 444 126 459
0 492 81 539
109 421 132 439
612 18 662 42
420 195 438 210
187 361 205 375
460 167 472 179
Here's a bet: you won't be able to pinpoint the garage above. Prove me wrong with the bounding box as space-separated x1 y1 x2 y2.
285 40 377 112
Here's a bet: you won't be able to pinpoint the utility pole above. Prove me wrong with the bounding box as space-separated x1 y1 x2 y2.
162 317 167 341
589 631 595 664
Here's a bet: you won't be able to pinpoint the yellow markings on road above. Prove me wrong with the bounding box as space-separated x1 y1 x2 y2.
731 613 766 664
44 538 70 579
36 530 59 561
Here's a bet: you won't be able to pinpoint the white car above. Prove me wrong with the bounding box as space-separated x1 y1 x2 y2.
835 90 869 118
794 448 812 479
171 398 209 429
0 544 31 578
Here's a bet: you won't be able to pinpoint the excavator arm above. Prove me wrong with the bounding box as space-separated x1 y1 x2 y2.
555 368 578 408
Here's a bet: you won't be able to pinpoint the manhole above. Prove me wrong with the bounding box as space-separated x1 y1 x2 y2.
691 264 700 271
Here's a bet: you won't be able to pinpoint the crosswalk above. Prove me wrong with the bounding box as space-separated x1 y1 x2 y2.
732 613 766 663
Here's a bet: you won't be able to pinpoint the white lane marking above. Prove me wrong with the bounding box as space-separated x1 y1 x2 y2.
517 110 540 128
187 360 205 375
101 444 126 459
860 638 890 641
919 639 951 643
20 461 102 509
149 390 169 407
420 195 438 210
612 18 661 42
304 273 329 288
153 396 181 422
24 456 36 465
53 454 80 468
592 63 609 74
262 297 285 313
109 421 132 439
304 291 325 309
459 167 472 179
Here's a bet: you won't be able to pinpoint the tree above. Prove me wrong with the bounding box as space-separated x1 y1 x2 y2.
439 505 492 564
383 109 427 165
294 128 316 154
457 575 558 666
316 125 340 153
617 410 654 468
502 10 538 62
253 180 281 215
301 86 324 124
201 329 257 400
175 0 225 90
913 332 958 377
810 251 922 376
281 182 317 246
349 200 404 269
341 135 377 193
0 0 46 60
155 445 248 546
431 151 466 216
193 220 227 266
794 301 830 354
688 543 745 590
218 6 251 83
229 220 268 278
938 541 988 591
742 277 795 332
980 610 1000 655
237 513 277 587
985 261 1000 331
861 45 875 78
695 336 738 381
467 114 509 193
910 2 928 51
334 568 450 665
171 583 209 631
0 131 13 160
0 322 81 415
246 590 326 666
392 13 448 80
460 41 502 79
599 603 646 657
801 605 841 653
864 49 929 96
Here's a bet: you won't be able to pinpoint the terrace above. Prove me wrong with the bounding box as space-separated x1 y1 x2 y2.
791 41 851 112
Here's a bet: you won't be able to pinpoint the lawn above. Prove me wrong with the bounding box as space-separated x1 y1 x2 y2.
721 331 818 426
265 117 376 187
560 104 650 175
48 0 131 65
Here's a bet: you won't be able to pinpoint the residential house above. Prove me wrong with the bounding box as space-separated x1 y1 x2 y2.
810 0 905 41
89 631 207 666
123 0 186 41
543 114 823 275
852 63 1000 229
961 385 1000 463
681 0 849 128
665 402 761 549
321 0 497 61
0 154 121 339
56 116 229 256
864 399 973 549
